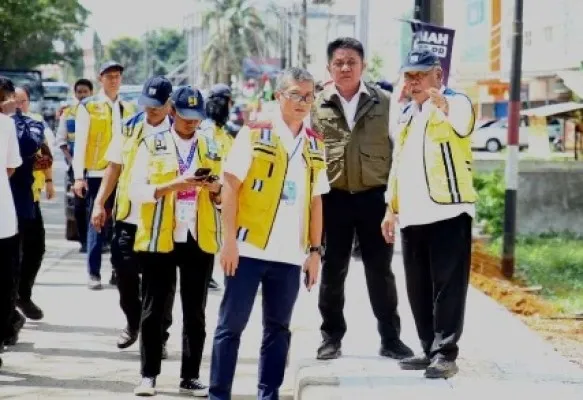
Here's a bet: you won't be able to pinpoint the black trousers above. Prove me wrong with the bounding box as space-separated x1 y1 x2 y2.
0 235 19 342
18 202 45 303
401 213 472 361
139 233 214 379
111 221 174 338
318 187 401 345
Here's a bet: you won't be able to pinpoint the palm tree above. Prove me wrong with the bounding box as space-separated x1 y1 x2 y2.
202 0 280 84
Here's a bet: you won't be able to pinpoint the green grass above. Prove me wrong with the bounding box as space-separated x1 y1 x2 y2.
487 235 583 314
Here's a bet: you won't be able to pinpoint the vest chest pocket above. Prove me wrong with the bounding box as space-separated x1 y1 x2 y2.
148 155 177 185
359 143 390 186
426 119 454 143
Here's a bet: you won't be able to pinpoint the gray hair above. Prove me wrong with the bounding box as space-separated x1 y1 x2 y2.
275 67 315 92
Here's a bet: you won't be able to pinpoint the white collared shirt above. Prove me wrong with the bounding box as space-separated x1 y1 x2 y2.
0 114 22 239
393 86 475 228
129 127 200 244
223 109 330 266
72 90 122 179
331 80 369 131
106 115 171 226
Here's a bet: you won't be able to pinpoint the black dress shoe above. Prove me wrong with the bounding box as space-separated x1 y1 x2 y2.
109 271 118 286
4 312 25 346
17 299 44 320
424 357 459 379
398 353 432 370
316 341 342 360
379 339 414 360
117 328 138 349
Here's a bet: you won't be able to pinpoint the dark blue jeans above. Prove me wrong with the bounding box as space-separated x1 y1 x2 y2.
86 177 114 279
209 257 300 400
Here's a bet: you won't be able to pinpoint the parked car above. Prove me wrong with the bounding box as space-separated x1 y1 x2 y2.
471 118 529 152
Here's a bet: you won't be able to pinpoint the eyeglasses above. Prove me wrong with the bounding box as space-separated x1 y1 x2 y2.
404 71 431 82
281 91 315 104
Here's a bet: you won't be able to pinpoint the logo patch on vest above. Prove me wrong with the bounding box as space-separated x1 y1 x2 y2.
306 136 322 156
154 138 167 151
258 128 276 147
205 138 221 161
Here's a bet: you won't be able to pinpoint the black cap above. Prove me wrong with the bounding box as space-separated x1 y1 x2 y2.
171 86 205 120
376 80 393 92
208 83 232 99
99 60 124 75
138 76 173 107
400 50 441 73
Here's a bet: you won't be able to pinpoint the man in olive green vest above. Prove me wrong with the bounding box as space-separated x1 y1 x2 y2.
311 37 412 361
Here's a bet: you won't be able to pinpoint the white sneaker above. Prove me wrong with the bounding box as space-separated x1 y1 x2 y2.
134 377 156 396
88 276 102 290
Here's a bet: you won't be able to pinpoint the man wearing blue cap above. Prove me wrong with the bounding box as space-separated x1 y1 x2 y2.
382 50 476 379
91 76 174 353
72 60 136 290
130 86 223 396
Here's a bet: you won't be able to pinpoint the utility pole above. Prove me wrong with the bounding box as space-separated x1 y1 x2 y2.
359 0 370 58
299 0 308 68
414 0 444 25
502 0 524 278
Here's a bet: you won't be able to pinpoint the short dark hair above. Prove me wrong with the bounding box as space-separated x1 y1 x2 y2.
74 78 93 92
19 85 31 99
327 37 365 62
0 76 16 102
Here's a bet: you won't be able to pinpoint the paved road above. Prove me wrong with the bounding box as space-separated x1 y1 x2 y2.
2 155 583 399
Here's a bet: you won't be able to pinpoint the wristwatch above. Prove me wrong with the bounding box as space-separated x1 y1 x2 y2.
309 245 324 256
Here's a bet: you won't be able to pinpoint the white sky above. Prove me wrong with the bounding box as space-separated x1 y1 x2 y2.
80 0 409 45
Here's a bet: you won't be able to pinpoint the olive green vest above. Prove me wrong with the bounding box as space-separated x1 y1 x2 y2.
311 83 392 192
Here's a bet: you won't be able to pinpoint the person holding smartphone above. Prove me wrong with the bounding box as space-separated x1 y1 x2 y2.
129 86 223 397
209 67 329 400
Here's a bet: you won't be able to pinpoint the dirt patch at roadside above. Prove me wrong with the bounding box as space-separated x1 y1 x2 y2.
470 240 583 368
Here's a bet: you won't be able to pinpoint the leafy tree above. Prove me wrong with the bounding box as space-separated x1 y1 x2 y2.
146 29 187 76
203 0 279 83
105 37 145 84
0 0 88 68
367 53 384 82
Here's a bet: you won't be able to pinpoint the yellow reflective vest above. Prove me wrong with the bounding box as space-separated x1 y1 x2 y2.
133 130 223 254
114 112 150 222
235 125 326 250
82 97 135 171
27 113 47 203
62 105 78 155
387 96 477 214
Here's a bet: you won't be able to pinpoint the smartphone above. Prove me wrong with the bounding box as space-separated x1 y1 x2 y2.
194 167 212 179
206 175 219 183
304 270 311 291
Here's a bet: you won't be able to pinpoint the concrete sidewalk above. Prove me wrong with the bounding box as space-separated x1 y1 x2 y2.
289 239 583 399
1 197 582 398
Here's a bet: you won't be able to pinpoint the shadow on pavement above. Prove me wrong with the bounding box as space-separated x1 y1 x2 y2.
0 370 136 394
5 343 139 362
26 322 120 336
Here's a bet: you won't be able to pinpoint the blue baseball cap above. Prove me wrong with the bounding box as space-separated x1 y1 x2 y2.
99 60 124 75
400 50 441 73
138 76 173 107
208 83 232 99
376 80 393 92
171 86 206 120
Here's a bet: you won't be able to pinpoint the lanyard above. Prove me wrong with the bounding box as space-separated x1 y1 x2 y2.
289 136 303 162
175 139 197 175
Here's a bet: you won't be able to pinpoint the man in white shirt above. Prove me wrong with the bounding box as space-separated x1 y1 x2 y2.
310 37 412 361
0 79 23 368
382 50 476 379
130 86 222 397
72 61 135 289
210 67 330 400
90 76 174 353
56 78 94 253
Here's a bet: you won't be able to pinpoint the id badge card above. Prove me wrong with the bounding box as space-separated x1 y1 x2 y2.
281 180 297 206
176 199 195 223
